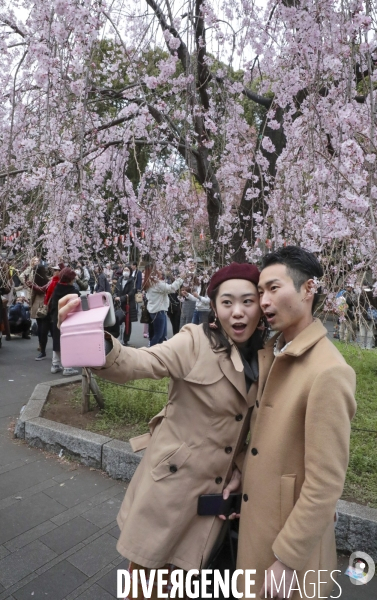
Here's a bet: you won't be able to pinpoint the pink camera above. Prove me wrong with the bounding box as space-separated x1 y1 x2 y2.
60 293 116 368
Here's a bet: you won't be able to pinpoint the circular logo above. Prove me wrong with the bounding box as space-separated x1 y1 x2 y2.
348 551 375 586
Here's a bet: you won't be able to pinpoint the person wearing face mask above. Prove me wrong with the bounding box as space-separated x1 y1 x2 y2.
114 266 137 346
73 266 89 292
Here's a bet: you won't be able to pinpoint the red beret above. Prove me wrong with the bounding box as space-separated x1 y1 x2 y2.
207 262 260 298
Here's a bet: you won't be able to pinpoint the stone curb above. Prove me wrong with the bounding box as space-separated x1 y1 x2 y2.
14 376 143 477
14 379 377 561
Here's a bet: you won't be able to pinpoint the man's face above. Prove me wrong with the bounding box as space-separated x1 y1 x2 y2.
258 264 311 334
17 297 23 304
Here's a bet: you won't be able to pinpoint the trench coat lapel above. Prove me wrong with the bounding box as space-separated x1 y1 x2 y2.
218 346 248 401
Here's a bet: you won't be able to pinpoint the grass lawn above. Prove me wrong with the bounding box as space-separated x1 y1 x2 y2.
86 343 376 507
89 377 168 440
333 342 377 508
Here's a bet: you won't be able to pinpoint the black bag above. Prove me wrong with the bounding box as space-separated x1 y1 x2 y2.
115 307 125 324
140 303 151 324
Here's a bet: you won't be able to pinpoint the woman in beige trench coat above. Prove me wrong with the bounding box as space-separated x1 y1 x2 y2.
58 263 265 584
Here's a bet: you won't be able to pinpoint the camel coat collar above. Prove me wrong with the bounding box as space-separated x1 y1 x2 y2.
257 319 328 399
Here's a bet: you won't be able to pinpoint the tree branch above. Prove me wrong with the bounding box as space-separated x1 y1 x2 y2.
195 0 210 110
0 17 25 38
144 0 190 72
242 87 273 108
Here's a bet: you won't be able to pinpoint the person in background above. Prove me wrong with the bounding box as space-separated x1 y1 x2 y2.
1 262 13 341
87 264 96 293
19 256 39 301
184 277 211 325
179 258 197 329
26 265 49 355
132 261 142 291
336 285 356 342
167 291 181 336
34 265 61 361
0 262 11 348
94 265 111 293
74 266 89 292
144 265 183 346
8 297 31 339
114 265 137 346
358 287 377 349
49 267 79 375
104 262 113 283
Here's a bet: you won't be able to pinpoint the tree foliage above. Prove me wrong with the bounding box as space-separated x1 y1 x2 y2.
0 0 376 291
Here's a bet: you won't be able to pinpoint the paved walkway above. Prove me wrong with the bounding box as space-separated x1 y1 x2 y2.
0 319 374 599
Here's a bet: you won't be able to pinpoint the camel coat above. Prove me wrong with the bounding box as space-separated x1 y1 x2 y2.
93 324 257 571
237 319 356 599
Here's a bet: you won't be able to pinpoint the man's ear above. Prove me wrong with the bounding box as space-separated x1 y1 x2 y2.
302 279 315 300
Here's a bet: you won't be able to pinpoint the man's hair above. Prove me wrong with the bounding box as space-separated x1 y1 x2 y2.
261 246 324 312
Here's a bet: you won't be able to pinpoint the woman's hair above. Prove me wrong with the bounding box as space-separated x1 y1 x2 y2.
203 284 268 356
59 267 76 283
143 264 157 290
34 265 49 287
199 280 208 297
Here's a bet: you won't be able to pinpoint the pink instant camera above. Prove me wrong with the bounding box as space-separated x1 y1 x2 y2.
60 292 116 368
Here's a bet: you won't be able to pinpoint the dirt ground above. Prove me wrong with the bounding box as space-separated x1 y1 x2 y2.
42 383 139 441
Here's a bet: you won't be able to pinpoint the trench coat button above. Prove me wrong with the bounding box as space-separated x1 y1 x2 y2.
225 446 232 454
256 401 259 408
251 448 258 456
169 465 178 473
215 476 223 484
243 493 248 502
235 414 243 421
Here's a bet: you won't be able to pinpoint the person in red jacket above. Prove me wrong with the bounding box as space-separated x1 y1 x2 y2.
34 266 61 361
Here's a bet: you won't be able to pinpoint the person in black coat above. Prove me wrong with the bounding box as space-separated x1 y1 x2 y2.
94 265 111 293
114 266 137 346
49 267 79 375
131 262 142 291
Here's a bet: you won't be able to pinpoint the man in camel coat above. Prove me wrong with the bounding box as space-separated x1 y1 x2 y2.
235 247 356 600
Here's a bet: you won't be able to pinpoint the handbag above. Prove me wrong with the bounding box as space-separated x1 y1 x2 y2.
366 307 377 322
135 292 143 304
140 303 151 324
115 307 125 324
36 304 49 319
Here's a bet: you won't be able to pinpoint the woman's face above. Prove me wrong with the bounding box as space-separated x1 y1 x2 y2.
214 279 262 346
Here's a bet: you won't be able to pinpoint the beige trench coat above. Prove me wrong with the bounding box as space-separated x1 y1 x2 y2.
237 320 356 599
93 324 257 571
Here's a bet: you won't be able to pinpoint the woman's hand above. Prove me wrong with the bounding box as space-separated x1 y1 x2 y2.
57 294 80 329
181 290 188 297
219 467 242 521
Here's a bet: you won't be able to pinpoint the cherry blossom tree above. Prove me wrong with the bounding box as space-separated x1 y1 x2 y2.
0 0 376 292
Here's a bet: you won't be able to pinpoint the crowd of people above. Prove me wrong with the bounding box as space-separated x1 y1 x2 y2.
1 254 376 375
0 255 215 367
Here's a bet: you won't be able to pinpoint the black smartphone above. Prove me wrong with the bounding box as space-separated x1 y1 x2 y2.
197 493 242 516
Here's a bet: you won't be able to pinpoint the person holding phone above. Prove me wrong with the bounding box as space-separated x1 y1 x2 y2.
58 262 266 596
